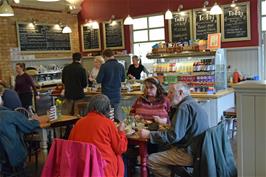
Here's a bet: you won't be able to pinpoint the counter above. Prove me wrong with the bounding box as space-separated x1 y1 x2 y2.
84 88 234 99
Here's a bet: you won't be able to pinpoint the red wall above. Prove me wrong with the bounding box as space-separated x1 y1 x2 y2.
79 0 259 53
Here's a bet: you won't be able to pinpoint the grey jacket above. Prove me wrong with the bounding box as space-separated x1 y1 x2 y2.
150 95 209 151
192 122 237 177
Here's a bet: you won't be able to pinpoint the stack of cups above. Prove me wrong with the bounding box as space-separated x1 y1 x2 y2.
109 107 114 121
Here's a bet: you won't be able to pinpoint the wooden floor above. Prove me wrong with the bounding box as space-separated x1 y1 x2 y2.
22 135 237 177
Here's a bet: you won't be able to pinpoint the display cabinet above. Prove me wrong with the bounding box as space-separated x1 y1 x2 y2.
146 49 227 93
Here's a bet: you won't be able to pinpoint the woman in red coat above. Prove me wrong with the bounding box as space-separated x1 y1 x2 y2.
69 94 128 177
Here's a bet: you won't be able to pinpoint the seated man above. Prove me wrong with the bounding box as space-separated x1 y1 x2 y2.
139 82 210 177
0 82 22 110
0 85 48 168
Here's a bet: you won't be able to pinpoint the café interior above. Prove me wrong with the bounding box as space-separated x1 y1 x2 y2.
0 0 265 177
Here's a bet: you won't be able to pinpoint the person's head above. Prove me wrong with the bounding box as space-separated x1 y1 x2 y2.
72 52 82 62
16 63 25 75
143 77 165 99
0 84 4 106
93 56 105 69
168 82 190 106
132 55 140 66
87 94 111 118
102 49 114 60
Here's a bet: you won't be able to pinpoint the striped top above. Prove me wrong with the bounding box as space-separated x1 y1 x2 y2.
130 96 170 120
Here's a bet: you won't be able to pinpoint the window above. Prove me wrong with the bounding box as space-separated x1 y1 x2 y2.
262 1 266 31
132 15 165 64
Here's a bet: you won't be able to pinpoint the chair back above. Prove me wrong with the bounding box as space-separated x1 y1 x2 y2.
192 122 237 177
41 138 104 177
14 107 32 119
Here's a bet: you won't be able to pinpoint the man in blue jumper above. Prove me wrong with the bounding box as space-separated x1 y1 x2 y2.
96 49 125 121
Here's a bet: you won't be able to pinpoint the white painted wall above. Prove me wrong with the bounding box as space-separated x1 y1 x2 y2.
226 47 260 79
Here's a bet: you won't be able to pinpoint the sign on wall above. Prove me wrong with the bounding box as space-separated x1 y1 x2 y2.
103 20 125 49
81 25 101 52
221 2 251 42
193 9 220 40
169 10 193 42
17 22 71 52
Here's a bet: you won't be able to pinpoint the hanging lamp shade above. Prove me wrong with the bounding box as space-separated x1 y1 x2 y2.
92 21 99 29
210 2 223 15
37 0 60 2
165 9 173 20
124 15 133 25
0 0 14 17
62 26 72 33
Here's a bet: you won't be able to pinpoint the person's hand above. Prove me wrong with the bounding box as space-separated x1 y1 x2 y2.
139 129 150 139
36 95 40 100
128 74 135 80
134 115 141 120
118 122 125 132
153 116 168 125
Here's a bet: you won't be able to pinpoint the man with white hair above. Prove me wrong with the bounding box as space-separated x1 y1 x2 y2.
139 82 210 177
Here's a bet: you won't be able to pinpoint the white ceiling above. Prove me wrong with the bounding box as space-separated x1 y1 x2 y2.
12 0 71 11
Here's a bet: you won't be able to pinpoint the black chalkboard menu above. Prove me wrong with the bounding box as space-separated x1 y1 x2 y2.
103 20 125 49
221 2 250 42
81 25 101 52
17 22 71 52
169 10 192 42
193 9 220 40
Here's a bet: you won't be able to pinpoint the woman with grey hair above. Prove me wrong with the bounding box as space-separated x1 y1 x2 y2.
69 94 128 177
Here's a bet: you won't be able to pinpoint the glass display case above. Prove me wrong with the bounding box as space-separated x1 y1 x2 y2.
146 49 227 93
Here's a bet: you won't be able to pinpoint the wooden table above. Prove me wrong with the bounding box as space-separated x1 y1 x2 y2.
127 133 149 177
39 115 80 154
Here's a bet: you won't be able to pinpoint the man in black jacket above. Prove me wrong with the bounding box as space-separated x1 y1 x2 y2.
62 52 87 115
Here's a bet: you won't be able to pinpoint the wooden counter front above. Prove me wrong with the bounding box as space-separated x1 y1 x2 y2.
84 88 234 99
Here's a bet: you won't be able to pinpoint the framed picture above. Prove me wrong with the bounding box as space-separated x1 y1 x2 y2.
221 1 251 42
193 8 220 40
207 33 221 50
81 25 101 52
103 19 125 49
168 10 193 42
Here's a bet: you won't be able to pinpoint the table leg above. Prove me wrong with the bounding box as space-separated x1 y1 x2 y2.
39 129 48 156
139 142 148 177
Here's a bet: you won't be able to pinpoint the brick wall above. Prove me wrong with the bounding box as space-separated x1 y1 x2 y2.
0 8 80 84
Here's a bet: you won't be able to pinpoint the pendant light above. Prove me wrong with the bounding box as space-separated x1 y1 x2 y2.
230 0 237 8
124 0 133 25
37 0 60 2
62 25 72 33
164 0 172 20
92 21 99 29
210 2 223 15
165 9 173 20
124 15 133 25
0 0 14 17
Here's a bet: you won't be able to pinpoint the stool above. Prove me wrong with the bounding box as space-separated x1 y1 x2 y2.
222 107 237 138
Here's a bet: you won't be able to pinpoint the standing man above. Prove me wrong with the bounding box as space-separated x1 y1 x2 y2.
62 52 87 115
139 82 210 177
96 49 125 121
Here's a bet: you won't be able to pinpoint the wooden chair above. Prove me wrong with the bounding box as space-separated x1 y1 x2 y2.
222 107 237 138
14 107 40 170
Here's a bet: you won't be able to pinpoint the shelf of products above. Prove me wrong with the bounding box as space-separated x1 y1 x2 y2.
148 49 227 93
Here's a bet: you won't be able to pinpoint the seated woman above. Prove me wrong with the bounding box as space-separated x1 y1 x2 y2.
68 94 128 177
130 77 170 124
